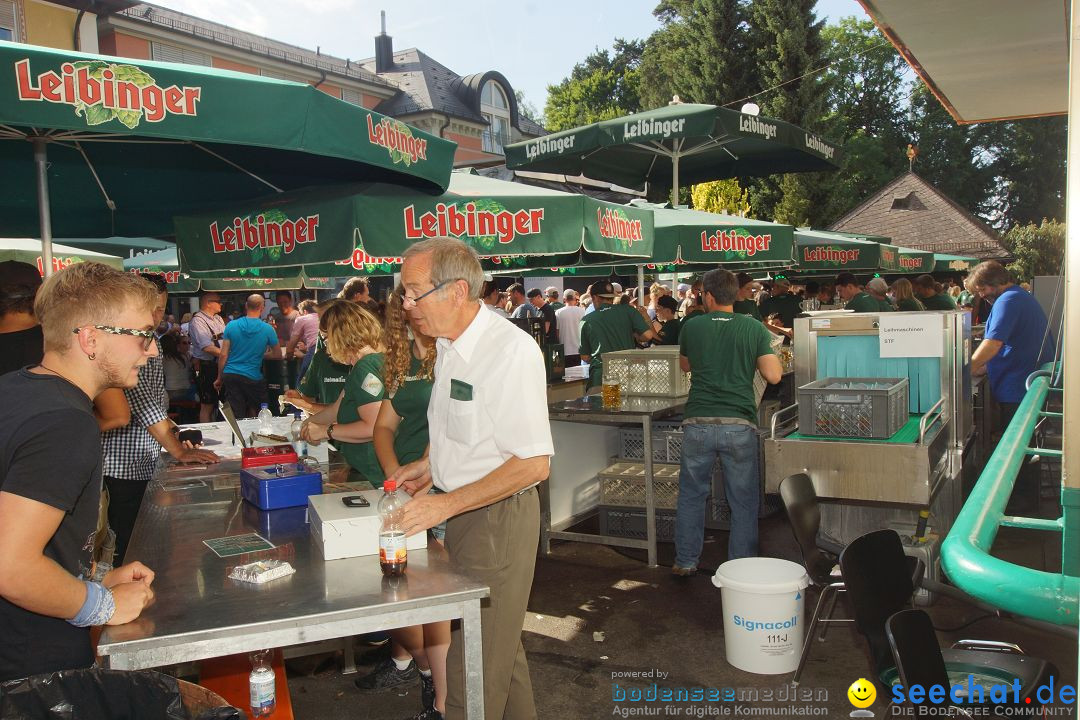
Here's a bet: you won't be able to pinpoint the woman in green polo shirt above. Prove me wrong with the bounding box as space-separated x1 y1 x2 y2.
891 278 925 311
300 299 386 486
360 286 449 716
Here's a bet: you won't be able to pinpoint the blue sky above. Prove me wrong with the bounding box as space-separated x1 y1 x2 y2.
152 0 869 116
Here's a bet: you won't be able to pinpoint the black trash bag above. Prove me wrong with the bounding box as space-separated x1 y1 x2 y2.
0 669 237 720
193 710 243 720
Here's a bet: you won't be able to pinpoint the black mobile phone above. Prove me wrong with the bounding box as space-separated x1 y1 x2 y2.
341 495 370 508
177 429 203 446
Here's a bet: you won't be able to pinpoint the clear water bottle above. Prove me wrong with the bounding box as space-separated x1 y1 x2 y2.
290 410 307 457
257 403 273 433
378 480 407 577
249 649 276 717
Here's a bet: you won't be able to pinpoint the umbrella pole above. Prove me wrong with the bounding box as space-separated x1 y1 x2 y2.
32 137 55 278
671 144 681 207
638 266 645 305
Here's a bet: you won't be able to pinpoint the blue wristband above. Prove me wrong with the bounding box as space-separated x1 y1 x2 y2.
68 581 115 627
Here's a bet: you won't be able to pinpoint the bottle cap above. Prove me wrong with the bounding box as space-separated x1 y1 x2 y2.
384 480 397 492
260 403 268 408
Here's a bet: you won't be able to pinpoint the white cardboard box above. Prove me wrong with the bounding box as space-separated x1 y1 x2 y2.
308 489 428 560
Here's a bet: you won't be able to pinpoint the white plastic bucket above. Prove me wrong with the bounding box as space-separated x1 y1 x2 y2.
712 557 809 674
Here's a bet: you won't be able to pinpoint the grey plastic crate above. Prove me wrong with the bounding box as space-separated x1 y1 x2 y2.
598 505 677 542
618 423 684 463
797 377 909 439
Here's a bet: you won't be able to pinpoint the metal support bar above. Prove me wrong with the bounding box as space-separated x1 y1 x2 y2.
1000 516 1065 532
940 373 1080 625
643 414 657 567
1026 448 1063 458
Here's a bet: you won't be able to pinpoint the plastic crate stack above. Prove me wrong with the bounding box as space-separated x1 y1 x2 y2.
597 424 781 541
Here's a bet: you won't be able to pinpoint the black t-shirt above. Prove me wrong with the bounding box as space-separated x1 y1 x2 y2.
539 303 558 344
0 325 43 377
0 370 102 681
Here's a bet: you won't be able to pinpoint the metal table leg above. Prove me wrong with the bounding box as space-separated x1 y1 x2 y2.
461 598 485 719
643 414 657 567
538 478 552 555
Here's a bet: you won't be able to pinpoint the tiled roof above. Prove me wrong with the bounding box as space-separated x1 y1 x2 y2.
357 48 483 123
116 3 395 89
829 172 1008 260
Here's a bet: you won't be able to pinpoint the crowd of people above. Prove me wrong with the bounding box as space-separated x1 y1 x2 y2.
0 247 1051 720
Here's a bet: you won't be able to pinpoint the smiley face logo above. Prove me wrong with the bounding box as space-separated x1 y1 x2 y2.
847 678 876 708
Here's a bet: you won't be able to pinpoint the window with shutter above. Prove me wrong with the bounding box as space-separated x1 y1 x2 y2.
260 68 300 82
341 89 362 106
151 42 211 67
0 1 17 42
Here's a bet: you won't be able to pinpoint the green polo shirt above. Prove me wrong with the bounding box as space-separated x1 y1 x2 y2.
845 292 879 313
877 298 895 312
922 292 957 310
336 353 386 487
390 356 433 466
548 301 565 312
579 303 651 387
732 299 762 321
897 297 924 312
760 292 802 328
680 311 774 422
298 337 351 403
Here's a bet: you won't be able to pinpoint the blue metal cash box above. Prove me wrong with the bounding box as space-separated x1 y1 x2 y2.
240 463 323 510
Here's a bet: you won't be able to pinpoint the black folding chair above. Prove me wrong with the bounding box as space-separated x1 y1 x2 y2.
887 608 1057 711
778 474 851 686
842 530 1054 696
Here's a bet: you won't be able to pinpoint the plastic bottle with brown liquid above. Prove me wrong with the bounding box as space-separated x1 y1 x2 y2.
378 480 407 576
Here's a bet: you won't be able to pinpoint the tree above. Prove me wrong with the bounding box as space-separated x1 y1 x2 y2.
745 0 827 222
809 17 911 226
1002 219 1065 282
988 116 1067 228
543 39 643 132
639 0 755 110
690 179 750 215
514 90 544 128
906 83 996 218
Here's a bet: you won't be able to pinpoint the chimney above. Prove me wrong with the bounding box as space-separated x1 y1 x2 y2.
375 11 393 74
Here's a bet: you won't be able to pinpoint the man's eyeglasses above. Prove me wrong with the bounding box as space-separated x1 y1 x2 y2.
73 325 156 350
402 280 450 307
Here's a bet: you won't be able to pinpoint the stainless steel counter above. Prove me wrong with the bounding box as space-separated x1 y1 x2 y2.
97 452 489 718
544 395 685 566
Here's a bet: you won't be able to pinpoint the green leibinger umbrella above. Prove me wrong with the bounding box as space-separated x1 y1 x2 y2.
0 237 122 274
795 230 902 272
176 172 655 275
649 204 793 265
0 40 455 274
933 254 979 272
505 103 842 201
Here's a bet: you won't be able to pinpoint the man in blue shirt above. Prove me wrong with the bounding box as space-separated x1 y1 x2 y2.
969 261 1053 511
970 262 1053 418
215 294 281 418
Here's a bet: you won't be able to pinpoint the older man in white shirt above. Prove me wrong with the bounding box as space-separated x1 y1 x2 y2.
393 237 552 720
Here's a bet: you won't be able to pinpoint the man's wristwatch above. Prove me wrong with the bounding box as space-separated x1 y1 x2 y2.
326 423 336 441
